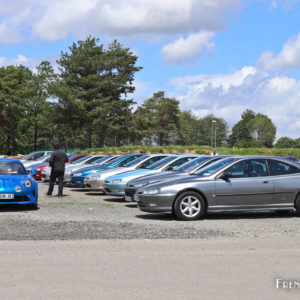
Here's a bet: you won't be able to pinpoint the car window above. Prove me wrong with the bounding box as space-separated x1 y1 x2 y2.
123 155 150 167
224 159 268 178
268 159 300 176
118 155 142 167
141 156 167 167
165 157 196 170
0 161 27 175
147 156 176 170
194 158 239 177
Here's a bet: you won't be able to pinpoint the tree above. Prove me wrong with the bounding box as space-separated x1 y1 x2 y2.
0 65 34 154
274 137 296 148
135 91 180 146
228 109 276 148
54 36 141 148
27 61 56 150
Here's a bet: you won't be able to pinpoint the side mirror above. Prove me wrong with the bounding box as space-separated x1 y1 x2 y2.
30 169 38 176
217 172 232 180
165 165 174 171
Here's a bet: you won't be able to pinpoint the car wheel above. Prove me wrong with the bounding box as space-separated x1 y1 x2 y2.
27 204 38 210
295 195 300 216
173 191 205 221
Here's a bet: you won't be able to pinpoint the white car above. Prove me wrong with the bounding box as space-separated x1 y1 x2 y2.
41 155 119 183
20 151 52 163
22 154 51 168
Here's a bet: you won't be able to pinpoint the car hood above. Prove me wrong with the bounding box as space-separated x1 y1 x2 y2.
127 171 181 186
105 169 160 183
85 167 134 179
138 174 212 191
0 175 32 189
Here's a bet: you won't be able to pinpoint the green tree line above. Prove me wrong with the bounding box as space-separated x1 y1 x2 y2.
0 36 280 155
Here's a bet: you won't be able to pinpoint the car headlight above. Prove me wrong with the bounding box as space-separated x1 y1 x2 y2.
23 180 32 188
73 172 83 177
15 186 22 192
111 179 122 184
133 183 144 188
91 174 101 179
142 188 160 195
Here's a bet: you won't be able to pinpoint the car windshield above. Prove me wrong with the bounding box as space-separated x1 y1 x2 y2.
84 156 103 164
176 157 213 173
102 155 131 166
70 156 86 164
0 161 27 175
192 158 239 177
70 155 91 164
123 155 150 167
91 155 115 165
147 156 176 170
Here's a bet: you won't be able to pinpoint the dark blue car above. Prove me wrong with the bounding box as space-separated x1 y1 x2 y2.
70 154 145 187
0 158 38 209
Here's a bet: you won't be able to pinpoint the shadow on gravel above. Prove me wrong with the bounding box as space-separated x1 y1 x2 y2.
70 189 87 192
135 213 175 221
125 204 137 208
85 192 105 196
104 197 125 203
205 211 297 220
0 205 40 212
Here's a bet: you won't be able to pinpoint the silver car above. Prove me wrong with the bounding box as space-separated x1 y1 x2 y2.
84 154 169 191
136 156 300 220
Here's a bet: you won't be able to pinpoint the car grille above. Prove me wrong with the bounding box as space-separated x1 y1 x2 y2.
104 188 112 193
125 188 136 196
0 195 30 203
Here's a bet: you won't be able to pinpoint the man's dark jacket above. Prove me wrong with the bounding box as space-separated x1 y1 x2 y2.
49 150 69 172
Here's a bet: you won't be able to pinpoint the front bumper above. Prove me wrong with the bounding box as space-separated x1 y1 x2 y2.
0 189 38 205
103 182 126 196
135 193 175 213
84 177 104 191
71 175 86 187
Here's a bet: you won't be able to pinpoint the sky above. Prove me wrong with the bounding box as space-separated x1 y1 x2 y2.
1 0 300 140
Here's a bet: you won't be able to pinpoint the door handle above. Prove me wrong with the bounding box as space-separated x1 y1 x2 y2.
262 180 269 184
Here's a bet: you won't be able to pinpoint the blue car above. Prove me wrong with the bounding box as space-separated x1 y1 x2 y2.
103 155 199 197
0 159 38 209
70 153 145 187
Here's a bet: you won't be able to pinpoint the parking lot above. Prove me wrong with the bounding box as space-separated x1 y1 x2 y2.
1 181 300 299
1 181 300 240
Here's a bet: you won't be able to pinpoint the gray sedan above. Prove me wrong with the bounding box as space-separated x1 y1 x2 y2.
136 156 300 220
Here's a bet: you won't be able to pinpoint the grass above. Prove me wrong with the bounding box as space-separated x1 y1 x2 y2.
75 145 300 158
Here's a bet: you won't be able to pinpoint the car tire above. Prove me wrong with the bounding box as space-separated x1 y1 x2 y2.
27 204 38 210
173 191 205 221
295 195 300 216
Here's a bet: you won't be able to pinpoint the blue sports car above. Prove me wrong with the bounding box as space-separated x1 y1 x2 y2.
0 158 38 209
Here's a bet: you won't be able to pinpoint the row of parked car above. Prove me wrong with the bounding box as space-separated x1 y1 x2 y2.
13 151 300 220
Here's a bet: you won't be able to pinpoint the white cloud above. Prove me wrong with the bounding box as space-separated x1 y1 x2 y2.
169 66 300 139
257 33 300 70
161 31 215 65
0 0 241 63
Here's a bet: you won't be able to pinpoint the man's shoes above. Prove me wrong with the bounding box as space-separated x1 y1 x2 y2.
45 193 52 197
54 194 63 198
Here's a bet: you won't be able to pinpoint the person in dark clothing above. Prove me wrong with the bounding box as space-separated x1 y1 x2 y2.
46 144 68 197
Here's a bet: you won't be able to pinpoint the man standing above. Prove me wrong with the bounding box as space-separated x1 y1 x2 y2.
46 144 68 197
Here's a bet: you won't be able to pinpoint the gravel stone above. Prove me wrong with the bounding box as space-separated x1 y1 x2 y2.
0 182 299 240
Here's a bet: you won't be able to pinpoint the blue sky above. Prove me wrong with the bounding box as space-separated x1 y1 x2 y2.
1 0 300 140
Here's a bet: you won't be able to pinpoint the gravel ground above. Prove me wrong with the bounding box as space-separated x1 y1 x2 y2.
0 181 299 240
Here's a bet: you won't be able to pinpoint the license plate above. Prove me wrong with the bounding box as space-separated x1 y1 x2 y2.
125 196 132 202
134 195 139 202
0 194 14 199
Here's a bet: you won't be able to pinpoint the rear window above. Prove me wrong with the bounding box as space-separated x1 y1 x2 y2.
268 159 300 176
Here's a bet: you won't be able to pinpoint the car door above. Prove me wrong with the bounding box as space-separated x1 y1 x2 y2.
267 159 300 206
215 159 274 208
